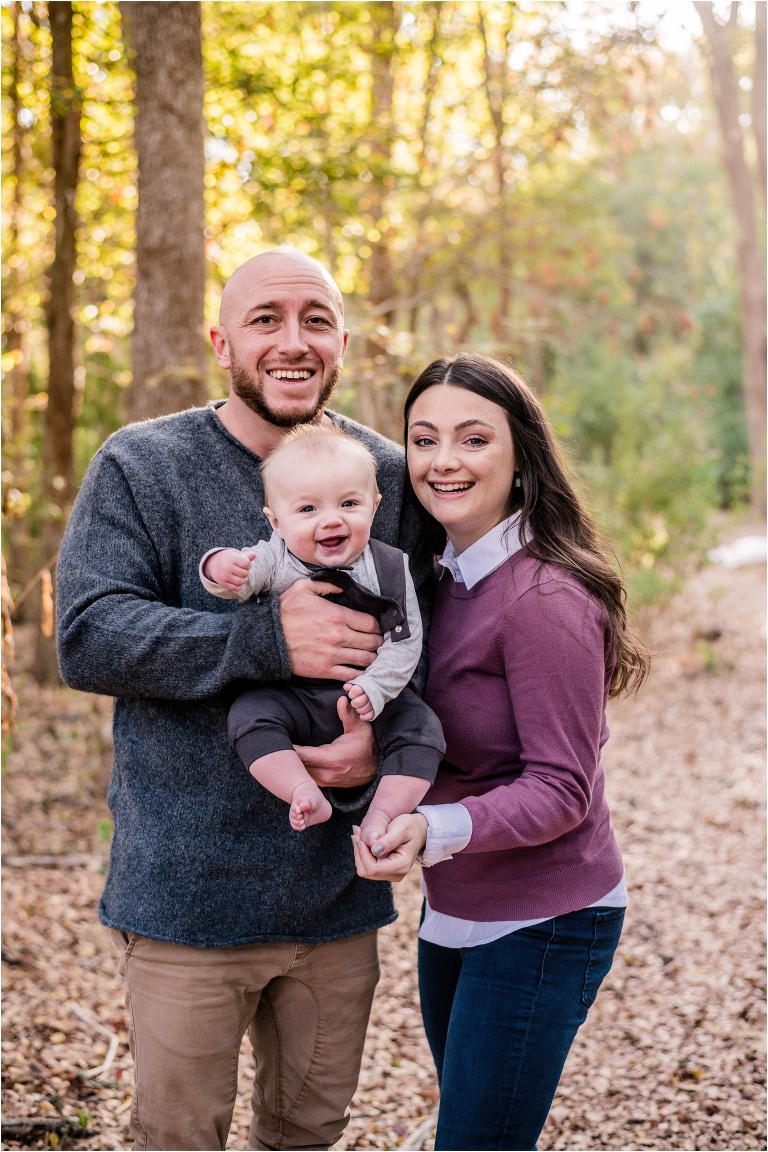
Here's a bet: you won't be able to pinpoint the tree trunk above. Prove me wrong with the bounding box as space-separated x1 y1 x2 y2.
479 9 514 349
33 1 82 684
753 2 766 200
356 1 401 443
120 1 207 422
695 2 767 514
3 3 33 595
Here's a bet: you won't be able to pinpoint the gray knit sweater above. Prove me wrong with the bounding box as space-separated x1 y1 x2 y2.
57 403 433 946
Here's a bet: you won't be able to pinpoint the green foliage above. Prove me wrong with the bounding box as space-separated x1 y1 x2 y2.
97 817 113 843
549 337 718 589
1 0 757 615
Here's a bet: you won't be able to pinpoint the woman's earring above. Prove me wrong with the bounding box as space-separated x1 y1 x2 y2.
514 472 522 488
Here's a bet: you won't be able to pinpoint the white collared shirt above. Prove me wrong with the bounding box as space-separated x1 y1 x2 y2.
416 514 627 947
437 512 523 589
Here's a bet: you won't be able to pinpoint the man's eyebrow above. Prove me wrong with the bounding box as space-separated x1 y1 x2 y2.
245 299 336 315
302 298 336 312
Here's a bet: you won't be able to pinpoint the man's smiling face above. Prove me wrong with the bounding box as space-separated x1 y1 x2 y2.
213 251 349 428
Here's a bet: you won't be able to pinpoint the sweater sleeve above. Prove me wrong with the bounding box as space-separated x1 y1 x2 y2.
57 451 291 700
459 581 609 853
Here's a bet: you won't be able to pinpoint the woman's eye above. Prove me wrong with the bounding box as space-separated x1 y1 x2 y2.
465 436 487 448
412 436 435 448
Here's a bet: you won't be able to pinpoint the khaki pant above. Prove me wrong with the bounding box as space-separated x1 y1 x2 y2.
110 929 380 1151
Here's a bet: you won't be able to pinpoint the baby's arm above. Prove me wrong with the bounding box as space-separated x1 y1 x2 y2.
348 555 422 718
204 548 257 593
360 774 431 852
199 537 280 603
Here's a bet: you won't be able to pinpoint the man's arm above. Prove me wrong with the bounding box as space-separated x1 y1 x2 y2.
57 452 291 699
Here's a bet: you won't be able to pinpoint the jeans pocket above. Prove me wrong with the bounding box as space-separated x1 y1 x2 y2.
581 908 624 1008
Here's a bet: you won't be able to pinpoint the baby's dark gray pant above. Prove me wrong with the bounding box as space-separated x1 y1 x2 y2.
228 682 445 783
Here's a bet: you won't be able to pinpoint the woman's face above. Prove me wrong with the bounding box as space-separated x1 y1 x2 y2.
407 383 516 554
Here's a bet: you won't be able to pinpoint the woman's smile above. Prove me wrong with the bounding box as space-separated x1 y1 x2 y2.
429 481 475 494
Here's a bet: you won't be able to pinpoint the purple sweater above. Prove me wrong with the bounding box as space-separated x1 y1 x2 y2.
423 546 624 921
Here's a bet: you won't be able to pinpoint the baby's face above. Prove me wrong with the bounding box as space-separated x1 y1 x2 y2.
264 451 381 568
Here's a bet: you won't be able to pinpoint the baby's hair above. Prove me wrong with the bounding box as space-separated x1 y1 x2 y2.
261 423 379 500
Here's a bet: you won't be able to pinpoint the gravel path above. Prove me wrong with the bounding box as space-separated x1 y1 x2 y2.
2 526 765 1151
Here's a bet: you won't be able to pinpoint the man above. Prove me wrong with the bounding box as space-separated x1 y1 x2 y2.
57 248 433 1151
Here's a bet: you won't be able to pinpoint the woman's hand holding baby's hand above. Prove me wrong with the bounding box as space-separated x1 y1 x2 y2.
352 813 428 882
344 683 375 722
204 548 255 592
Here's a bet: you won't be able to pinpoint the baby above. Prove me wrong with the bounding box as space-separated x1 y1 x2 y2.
200 423 445 849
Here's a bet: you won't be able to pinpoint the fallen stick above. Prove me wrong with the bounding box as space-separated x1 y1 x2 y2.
70 1002 121 1078
400 1104 439 1151
1 1116 97 1139
2 854 92 869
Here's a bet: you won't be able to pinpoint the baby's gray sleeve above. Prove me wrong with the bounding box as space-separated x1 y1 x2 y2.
350 554 422 718
199 540 279 603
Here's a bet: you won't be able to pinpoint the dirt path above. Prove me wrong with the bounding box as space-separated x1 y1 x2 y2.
2 524 765 1151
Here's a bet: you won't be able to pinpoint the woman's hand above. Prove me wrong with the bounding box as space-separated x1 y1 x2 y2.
352 813 428 882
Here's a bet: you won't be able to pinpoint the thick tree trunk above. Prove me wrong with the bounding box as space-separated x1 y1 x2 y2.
33 1 82 684
696 2 767 514
120 1 207 422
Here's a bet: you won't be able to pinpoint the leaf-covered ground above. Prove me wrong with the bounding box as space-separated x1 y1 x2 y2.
2 523 765 1151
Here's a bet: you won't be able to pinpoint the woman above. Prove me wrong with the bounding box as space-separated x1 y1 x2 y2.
353 354 649 1152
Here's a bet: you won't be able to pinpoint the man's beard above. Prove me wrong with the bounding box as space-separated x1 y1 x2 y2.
229 350 341 428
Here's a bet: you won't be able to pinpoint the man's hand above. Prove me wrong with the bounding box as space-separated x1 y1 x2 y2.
295 694 378 789
351 814 428 882
204 548 256 591
280 578 383 680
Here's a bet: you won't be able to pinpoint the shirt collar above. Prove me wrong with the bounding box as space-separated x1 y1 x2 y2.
439 513 524 589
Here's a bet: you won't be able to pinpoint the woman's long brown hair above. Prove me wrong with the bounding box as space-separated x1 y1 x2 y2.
404 353 650 697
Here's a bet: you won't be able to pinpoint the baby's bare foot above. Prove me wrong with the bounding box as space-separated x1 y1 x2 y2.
290 782 333 831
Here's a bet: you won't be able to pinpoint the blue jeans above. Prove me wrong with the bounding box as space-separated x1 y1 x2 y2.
418 906 624 1151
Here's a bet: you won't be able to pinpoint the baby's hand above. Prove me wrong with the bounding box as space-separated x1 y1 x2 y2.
360 809 390 854
204 548 256 592
344 682 375 722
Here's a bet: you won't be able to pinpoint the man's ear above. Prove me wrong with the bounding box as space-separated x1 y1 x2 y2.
210 325 231 369
263 505 281 535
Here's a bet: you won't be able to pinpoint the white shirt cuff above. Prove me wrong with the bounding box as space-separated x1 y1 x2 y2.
416 803 472 866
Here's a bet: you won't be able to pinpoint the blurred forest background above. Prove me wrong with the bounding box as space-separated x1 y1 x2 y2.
1 0 765 690
1 5 766 1149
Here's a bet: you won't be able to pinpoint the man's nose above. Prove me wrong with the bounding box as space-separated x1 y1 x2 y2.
277 318 309 357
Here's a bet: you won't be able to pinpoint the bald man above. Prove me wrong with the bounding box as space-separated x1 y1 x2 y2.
57 248 435 1151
